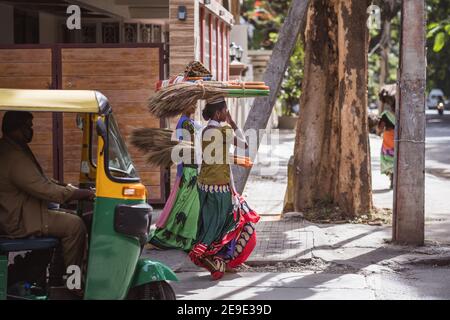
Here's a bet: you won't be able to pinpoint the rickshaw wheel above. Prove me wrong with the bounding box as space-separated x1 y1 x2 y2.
127 281 176 300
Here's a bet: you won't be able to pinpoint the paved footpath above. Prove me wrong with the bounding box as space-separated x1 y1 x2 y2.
144 120 450 299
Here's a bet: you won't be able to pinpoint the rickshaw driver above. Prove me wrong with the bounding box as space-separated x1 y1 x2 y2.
0 111 95 272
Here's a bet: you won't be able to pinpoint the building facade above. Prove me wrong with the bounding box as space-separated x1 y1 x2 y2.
0 0 237 204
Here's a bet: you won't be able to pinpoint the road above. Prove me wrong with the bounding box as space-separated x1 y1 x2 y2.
424 110 450 180
370 111 450 244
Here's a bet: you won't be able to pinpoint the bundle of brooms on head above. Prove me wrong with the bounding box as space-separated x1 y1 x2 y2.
147 81 269 118
130 127 253 169
148 82 227 118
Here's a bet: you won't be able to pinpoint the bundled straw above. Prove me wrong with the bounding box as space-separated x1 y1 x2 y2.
130 128 193 168
148 82 228 118
131 128 255 169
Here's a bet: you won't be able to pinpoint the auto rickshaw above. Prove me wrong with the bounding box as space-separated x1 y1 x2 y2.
0 89 177 300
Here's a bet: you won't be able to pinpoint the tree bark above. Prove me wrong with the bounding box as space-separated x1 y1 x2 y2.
293 0 373 217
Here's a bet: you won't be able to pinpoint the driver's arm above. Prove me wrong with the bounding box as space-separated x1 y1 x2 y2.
9 154 93 203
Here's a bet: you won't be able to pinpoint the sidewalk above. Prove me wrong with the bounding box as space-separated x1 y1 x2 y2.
143 130 450 299
146 216 450 299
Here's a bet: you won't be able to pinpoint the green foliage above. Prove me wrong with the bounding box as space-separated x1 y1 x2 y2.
427 21 450 52
369 0 449 101
242 0 291 49
433 31 446 52
426 0 450 94
368 13 400 106
242 0 450 109
241 0 303 115
279 38 304 116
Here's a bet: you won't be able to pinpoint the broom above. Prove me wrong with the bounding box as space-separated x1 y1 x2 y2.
130 128 194 168
131 128 255 169
148 82 228 118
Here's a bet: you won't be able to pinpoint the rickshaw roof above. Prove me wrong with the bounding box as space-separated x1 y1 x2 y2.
0 89 110 114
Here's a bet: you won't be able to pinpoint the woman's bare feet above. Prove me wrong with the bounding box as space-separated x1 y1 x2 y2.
225 266 238 273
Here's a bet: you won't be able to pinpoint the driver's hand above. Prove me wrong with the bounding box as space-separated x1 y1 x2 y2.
71 188 96 201
85 189 96 200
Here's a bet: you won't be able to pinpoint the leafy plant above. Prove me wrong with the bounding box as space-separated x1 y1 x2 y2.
241 0 303 115
427 19 450 52
426 0 450 94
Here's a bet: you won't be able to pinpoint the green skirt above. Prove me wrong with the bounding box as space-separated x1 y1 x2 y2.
380 153 395 176
195 185 236 247
149 166 200 251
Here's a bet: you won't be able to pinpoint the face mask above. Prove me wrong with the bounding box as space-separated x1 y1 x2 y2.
21 126 33 143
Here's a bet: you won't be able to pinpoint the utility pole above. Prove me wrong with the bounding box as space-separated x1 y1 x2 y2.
393 0 426 245
233 0 309 193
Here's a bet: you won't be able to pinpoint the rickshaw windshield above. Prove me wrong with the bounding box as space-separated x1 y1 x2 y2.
106 115 139 181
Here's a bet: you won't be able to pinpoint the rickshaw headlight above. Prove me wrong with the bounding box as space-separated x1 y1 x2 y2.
122 186 145 198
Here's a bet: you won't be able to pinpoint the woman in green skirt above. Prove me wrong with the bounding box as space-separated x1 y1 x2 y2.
188 97 260 280
148 104 201 251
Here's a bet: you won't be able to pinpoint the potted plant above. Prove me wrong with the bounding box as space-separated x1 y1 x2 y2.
276 37 303 130
278 101 299 129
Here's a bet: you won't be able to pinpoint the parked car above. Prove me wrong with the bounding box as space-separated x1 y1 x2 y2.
368 102 378 110
427 88 446 109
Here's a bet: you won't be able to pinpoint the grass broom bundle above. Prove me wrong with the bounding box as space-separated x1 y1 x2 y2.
130 128 193 168
148 82 228 118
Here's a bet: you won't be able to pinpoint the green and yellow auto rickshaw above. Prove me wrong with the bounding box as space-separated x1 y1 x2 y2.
0 89 177 300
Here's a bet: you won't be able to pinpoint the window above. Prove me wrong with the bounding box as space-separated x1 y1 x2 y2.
140 24 162 43
211 18 217 79
218 22 223 81
224 26 229 81
199 7 230 80
223 0 230 11
125 23 138 43
200 8 204 63
106 115 139 182
14 8 39 44
204 14 211 71
152 25 162 43
102 23 120 43
62 23 97 43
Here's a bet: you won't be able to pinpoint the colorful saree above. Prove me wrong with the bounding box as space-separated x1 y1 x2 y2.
148 115 200 251
188 122 260 280
380 110 395 176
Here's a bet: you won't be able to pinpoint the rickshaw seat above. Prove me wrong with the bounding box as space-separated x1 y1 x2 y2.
0 237 59 253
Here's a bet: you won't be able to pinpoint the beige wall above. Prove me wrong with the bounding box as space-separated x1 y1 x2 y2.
0 4 14 44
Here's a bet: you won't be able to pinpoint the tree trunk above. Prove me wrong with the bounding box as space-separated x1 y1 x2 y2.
293 0 373 217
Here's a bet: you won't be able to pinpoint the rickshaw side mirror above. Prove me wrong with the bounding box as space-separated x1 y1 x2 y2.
96 118 107 156
96 118 107 139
